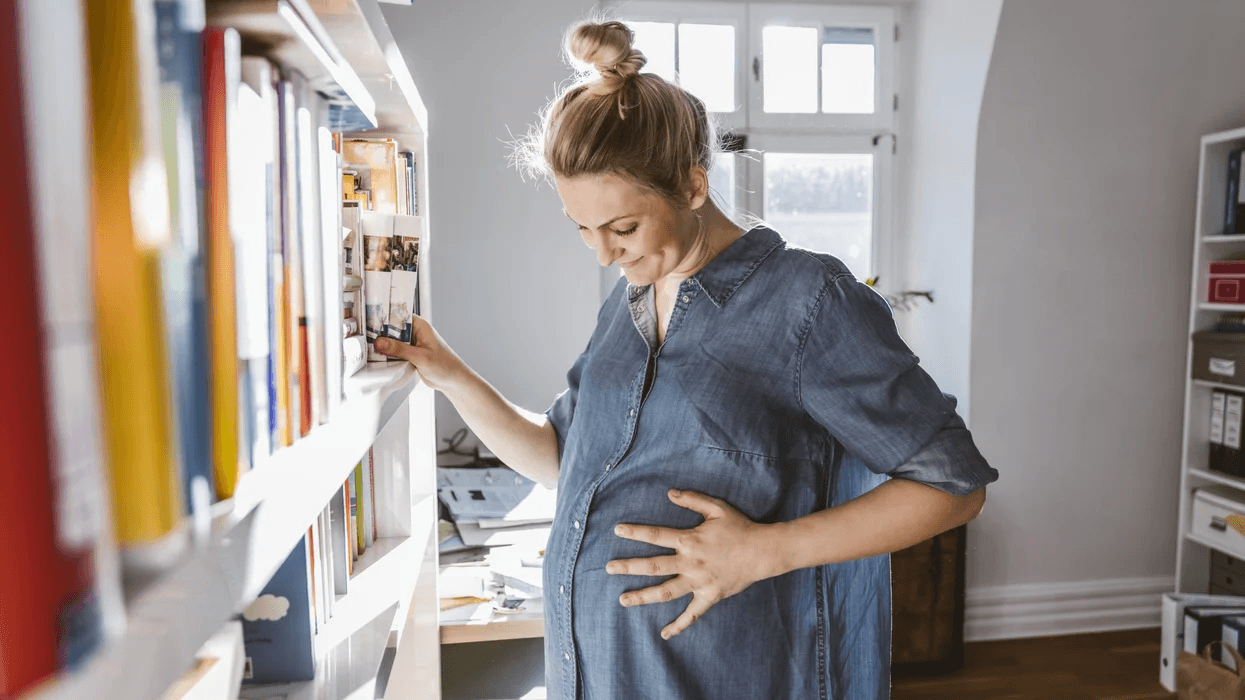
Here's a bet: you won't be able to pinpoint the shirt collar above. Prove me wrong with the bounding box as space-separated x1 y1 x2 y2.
691 226 783 308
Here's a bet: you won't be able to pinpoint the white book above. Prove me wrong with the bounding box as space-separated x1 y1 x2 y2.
294 76 327 428
316 100 343 421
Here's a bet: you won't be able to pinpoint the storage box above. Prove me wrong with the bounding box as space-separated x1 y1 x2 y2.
1193 332 1245 387
1193 487 1245 559
1210 261 1245 304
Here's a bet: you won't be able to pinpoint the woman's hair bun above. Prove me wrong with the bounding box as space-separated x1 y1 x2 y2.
567 20 647 94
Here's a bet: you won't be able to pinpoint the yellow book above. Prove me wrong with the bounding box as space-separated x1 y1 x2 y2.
85 0 184 552
203 27 242 499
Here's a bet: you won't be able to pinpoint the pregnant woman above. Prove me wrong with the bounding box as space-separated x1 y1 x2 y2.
375 19 998 700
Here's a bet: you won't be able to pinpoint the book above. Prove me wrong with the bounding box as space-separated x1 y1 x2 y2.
155 0 214 521
343 335 367 377
368 447 379 541
294 77 327 432
316 101 344 419
277 79 303 444
241 57 285 453
87 0 187 564
328 484 350 596
240 536 315 684
2 0 121 688
202 26 243 499
235 74 273 474
355 462 369 552
1212 390 1227 475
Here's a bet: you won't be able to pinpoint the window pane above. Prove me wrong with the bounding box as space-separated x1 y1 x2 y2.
628 21 675 83
763 25 818 113
822 28 875 114
709 151 735 215
678 24 735 113
764 153 873 278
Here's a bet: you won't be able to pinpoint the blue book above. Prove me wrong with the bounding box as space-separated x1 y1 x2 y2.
154 0 214 511
241 536 316 683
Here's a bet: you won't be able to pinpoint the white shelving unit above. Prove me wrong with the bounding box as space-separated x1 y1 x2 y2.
1175 126 1245 593
24 1 440 698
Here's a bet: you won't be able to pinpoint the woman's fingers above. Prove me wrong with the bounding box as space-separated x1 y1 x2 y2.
605 555 680 577
667 488 729 518
373 337 417 363
619 576 693 608
613 523 681 550
661 592 716 640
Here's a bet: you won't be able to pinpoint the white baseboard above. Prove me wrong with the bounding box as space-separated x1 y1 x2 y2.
964 576 1175 642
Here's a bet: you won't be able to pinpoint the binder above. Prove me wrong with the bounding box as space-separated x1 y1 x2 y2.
1212 390 1227 474
1227 393 1244 477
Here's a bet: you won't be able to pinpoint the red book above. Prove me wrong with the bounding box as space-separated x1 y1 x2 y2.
1 0 105 692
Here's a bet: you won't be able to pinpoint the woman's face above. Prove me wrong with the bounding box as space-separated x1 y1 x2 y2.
556 172 700 287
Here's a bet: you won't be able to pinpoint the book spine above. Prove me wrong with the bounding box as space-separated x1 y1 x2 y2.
368 447 378 541
294 78 327 430
318 105 344 418
87 0 186 563
154 0 213 520
354 462 368 552
235 67 274 473
1236 148 1245 235
2 0 119 688
277 80 303 441
203 27 242 499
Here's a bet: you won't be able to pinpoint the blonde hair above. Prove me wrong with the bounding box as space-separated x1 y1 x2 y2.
514 20 719 207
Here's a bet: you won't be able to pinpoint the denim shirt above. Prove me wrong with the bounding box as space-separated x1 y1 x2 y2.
543 226 998 700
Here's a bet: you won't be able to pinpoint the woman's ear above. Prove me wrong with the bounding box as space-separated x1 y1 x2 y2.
687 164 709 211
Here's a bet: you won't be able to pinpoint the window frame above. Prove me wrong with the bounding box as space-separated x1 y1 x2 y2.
600 1 900 294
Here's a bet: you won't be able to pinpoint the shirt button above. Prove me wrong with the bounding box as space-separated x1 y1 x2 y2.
574 520 581 530
629 408 635 417
560 585 565 595
638 305 645 313
564 652 571 661
682 295 690 303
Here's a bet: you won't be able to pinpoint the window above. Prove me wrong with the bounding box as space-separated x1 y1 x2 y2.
607 2 896 284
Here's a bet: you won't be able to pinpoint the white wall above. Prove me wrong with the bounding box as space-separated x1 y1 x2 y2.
382 1 600 451
894 0 1003 429
970 0 1245 605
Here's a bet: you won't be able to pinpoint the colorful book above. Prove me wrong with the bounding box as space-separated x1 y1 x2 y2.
235 71 273 472
202 26 242 499
240 536 315 684
154 0 214 519
354 462 368 552
1 0 120 689
276 79 303 443
87 0 186 562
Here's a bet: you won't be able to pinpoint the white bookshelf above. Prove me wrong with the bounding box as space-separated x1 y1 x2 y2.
22 1 439 698
1175 126 1245 594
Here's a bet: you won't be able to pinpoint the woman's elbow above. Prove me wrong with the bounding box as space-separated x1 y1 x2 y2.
960 486 987 524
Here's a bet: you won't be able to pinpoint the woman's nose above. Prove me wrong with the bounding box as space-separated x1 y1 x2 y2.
584 229 619 267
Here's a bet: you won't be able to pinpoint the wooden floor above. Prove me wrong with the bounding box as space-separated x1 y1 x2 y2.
893 628 1175 700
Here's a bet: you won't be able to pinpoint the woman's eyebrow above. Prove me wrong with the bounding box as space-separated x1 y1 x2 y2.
563 209 637 229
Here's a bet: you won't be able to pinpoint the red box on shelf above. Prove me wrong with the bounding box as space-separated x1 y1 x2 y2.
1210 261 1245 304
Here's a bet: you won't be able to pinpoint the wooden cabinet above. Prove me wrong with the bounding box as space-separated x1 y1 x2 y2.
891 525 967 676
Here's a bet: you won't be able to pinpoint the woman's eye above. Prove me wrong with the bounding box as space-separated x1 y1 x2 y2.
614 225 638 236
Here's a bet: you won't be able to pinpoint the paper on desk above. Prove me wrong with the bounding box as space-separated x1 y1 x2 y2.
440 566 490 598
437 467 556 524
456 521 552 549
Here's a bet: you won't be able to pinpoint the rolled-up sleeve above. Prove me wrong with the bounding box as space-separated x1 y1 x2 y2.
546 336 591 462
798 274 998 496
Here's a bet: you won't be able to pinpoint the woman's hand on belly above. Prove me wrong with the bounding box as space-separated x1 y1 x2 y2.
606 489 779 640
